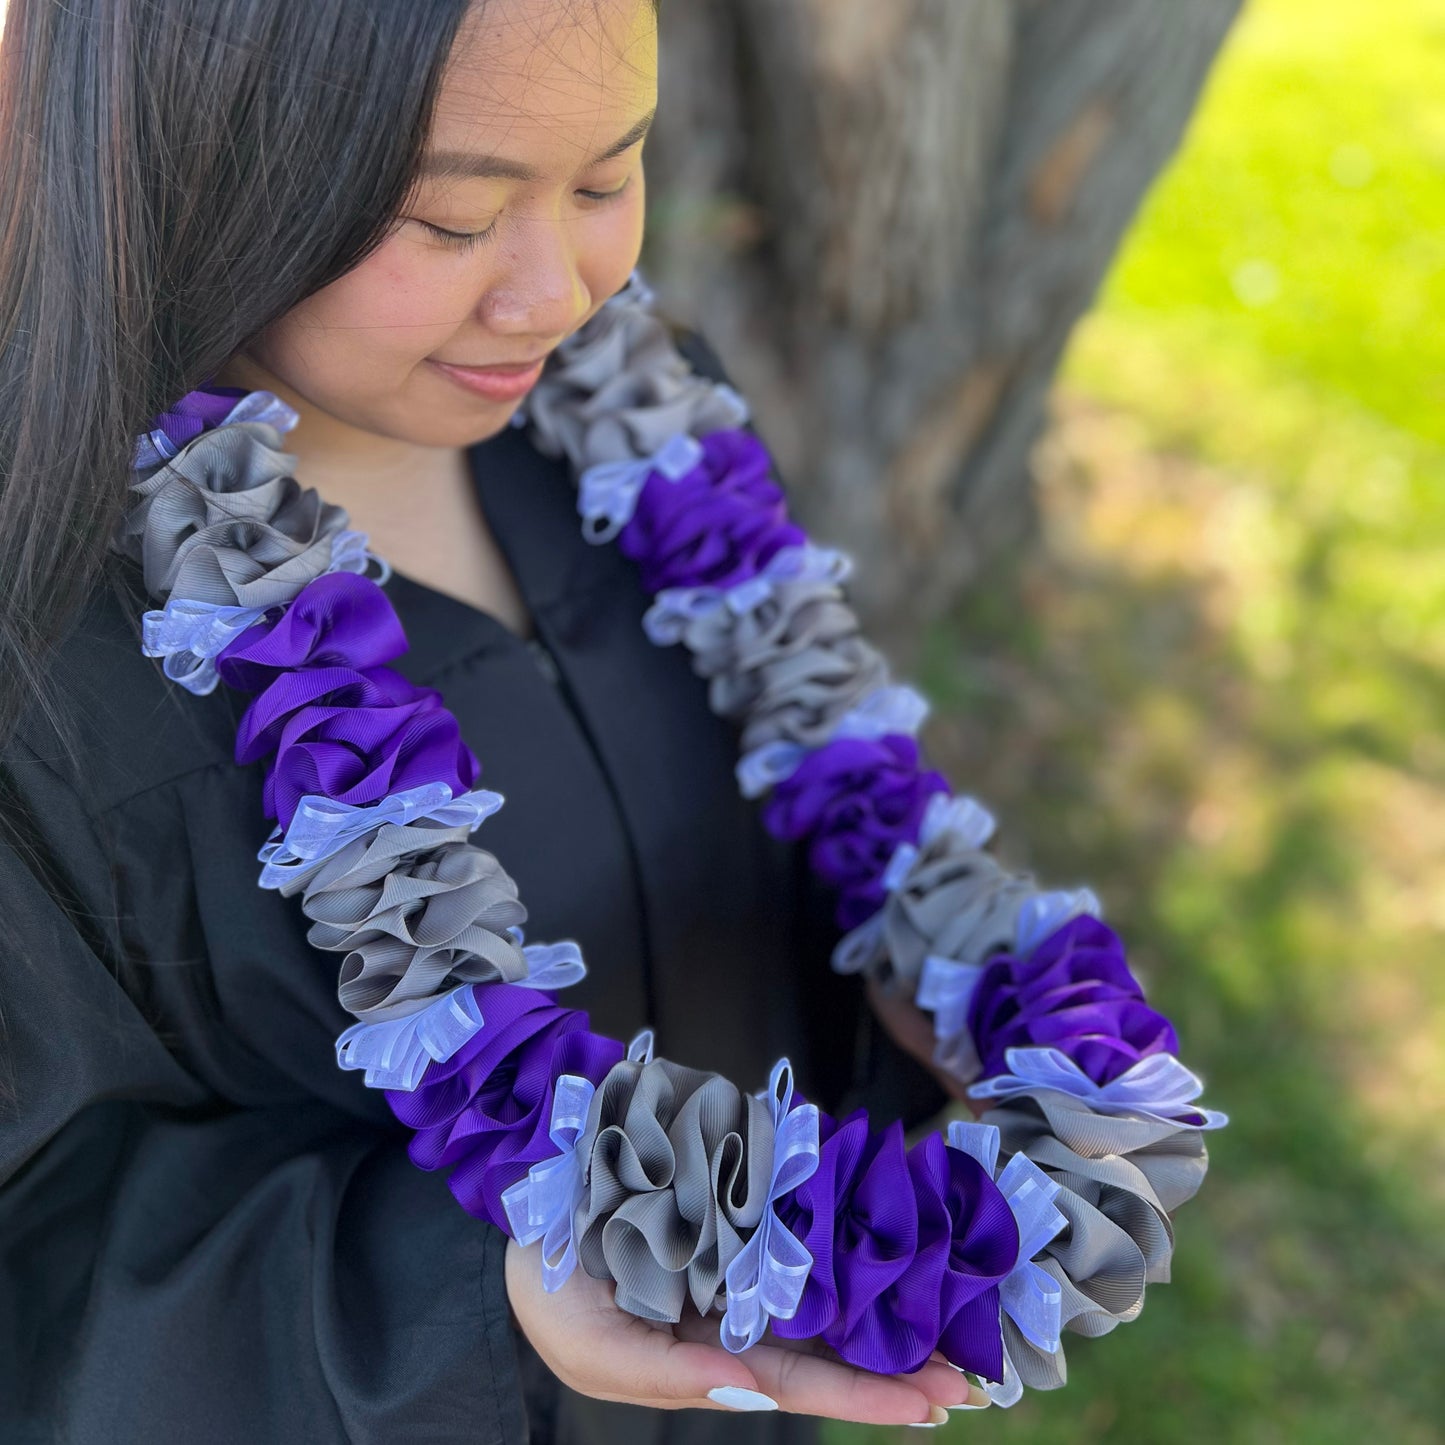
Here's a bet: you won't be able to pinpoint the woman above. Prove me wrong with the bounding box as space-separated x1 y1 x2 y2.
0 0 982 1439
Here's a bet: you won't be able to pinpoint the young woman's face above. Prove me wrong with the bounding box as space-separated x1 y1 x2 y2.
232 0 656 447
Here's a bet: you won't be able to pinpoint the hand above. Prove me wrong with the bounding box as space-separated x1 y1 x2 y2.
505 1236 991 1424
865 974 985 1111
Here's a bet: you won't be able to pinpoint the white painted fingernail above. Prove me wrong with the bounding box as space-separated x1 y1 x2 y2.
707 1387 779 1411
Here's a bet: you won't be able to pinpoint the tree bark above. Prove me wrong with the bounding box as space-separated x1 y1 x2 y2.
642 0 1243 663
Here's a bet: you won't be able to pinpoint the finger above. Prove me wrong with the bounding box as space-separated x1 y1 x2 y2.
670 1314 949 1426
568 1312 767 1410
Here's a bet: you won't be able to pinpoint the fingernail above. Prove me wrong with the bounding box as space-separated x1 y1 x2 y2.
707 1387 779 1411
950 1383 993 1409
906 1405 950 1427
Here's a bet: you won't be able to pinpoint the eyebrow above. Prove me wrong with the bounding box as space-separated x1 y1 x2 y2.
419 108 656 183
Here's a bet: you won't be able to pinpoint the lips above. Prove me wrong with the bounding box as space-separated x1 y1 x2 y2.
429 357 547 402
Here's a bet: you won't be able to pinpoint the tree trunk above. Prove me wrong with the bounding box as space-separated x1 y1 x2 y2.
642 0 1242 664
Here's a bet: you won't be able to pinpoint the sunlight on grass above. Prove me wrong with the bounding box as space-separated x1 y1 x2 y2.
830 0 1445 1440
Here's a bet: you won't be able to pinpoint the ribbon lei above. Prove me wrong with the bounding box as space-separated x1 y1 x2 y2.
719 1058 820 1352
500 1073 598 1292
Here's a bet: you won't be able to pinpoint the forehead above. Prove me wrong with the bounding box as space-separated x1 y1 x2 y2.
427 0 658 173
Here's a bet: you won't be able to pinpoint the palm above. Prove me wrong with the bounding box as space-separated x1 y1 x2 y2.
505 1236 985 1423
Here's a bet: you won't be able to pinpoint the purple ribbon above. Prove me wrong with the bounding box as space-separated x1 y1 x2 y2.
618 429 808 596
735 682 931 800
760 733 951 930
131 385 298 469
966 915 1179 1087
577 432 704 544
946 1121 1066 1353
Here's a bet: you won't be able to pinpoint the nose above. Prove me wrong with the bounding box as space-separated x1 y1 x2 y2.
475 208 591 342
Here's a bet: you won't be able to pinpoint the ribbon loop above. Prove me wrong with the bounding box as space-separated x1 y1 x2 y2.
967 1046 1230 1130
257 783 505 888
720 1057 820 1352
334 984 486 1091
500 1073 598 1291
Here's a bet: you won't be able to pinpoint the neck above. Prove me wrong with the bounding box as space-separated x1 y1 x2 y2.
209 353 478 558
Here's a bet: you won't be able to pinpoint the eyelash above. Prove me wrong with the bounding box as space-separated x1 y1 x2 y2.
418 179 634 252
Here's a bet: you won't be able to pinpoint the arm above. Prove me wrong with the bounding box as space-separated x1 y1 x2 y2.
0 746 525 1445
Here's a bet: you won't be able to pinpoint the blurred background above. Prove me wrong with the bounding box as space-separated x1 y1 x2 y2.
647 0 1444 1440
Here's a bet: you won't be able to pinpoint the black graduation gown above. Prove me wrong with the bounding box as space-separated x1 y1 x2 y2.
0 330 946 1444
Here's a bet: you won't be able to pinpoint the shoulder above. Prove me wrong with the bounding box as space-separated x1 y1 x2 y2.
6 559 240 818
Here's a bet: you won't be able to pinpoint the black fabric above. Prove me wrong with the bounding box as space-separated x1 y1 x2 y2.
0 328 946 1443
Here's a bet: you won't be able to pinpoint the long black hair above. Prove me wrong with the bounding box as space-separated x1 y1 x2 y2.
0 0 513 755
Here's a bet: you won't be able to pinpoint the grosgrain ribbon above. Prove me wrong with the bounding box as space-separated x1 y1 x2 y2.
734 681 931 800
577 432 704 545
257 782 506 888
645 540 854 648
131 388 300 469
967 1047 1231 1129
720 1058 821 1352
946 1122 1066 1351
500 1072 597 1291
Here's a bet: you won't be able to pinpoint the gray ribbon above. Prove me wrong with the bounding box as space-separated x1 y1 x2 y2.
835 828 1040 993
526 299 748 470
573 1056 774 1323
666 575 895 754
116 421 349 607
294 821 531 1022
977 1089 1213 1385
982 1088 1211 1215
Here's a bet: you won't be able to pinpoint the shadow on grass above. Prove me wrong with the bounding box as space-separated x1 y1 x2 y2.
824 404 1444 1444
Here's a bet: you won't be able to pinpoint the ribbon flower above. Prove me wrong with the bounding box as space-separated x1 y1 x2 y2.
720 1058 820 1352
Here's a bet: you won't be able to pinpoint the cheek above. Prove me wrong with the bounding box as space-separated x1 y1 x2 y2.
585 181 647 294
265 235 473 382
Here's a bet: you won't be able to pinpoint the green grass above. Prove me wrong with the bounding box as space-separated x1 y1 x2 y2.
829 0 1445 1439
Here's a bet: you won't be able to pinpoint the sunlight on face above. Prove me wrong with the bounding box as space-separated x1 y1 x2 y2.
235 0 656 447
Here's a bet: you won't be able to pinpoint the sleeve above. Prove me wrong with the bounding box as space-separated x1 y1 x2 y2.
0 743 527 1445
669 324 950 1133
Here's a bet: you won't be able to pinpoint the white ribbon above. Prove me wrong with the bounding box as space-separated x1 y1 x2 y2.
334 983 487 1091
916 954 986 1083
256 782 506 889
1015 888 1102 953
502 925 590 993
326 528 392 585
500 1073 598 1291
946 1119 1067 1404
577 432 704 544
130 389 300 470
733 680 930 801
645 541 853 647
141 598 270 696
967 1047 1230 1130
720 1058 820 1352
